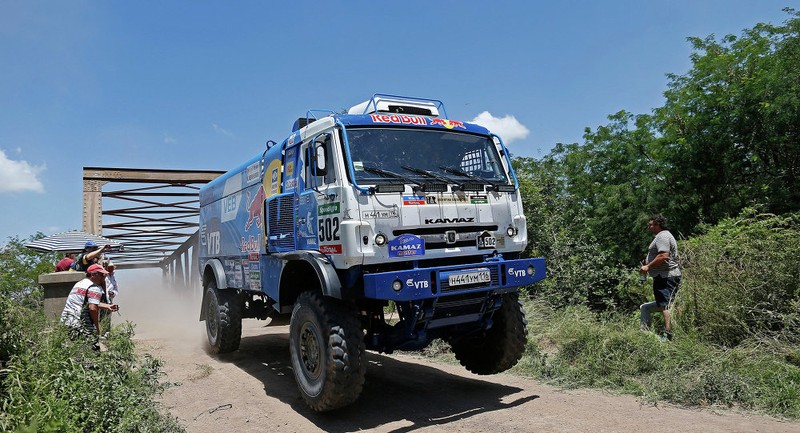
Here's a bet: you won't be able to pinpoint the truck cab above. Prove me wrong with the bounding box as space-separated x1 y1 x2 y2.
198 94 546 411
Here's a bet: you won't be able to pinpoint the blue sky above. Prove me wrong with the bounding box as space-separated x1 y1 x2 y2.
0 1 795 244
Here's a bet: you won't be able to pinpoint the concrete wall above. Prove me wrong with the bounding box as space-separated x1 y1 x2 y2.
39 271 85 320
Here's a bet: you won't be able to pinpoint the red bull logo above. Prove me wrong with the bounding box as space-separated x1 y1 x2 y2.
370 114 428 126
245 186 266 231
429 118 466 129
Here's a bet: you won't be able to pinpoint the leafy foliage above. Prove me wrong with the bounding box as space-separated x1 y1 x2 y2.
520 301 800 419
514 157 636 310
0 234 184 432
0 234 58 306
507 12 800 419
656 10 800 227
680 209 800 346
0 322 184 432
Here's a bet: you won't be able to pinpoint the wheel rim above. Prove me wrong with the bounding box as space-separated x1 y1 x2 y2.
298 322 322 379
206 296 219 341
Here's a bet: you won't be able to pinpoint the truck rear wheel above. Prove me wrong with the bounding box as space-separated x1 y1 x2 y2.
204 280 242 354
450 292 528 375
289 291 366 411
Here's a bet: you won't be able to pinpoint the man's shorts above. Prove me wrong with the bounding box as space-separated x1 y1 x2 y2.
653 275 681 308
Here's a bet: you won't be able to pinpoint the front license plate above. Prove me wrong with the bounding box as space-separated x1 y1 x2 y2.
448 269 491 286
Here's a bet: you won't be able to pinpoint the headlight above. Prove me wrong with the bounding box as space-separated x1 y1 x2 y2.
506 226 518 238
392 279 403 291
527 265 535 276
375 233 387 246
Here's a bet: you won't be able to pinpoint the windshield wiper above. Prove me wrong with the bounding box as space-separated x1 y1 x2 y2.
400 165 453 193
439 166 510 192
361 165 423 194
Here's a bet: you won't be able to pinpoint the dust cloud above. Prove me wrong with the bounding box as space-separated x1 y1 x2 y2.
111 269 207 351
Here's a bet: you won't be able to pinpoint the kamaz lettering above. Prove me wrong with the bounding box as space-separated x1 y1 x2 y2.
390 244 421 252
198 93 546 413
424 217 475 224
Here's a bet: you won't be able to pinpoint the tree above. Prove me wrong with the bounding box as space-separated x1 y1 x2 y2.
655 8 800 229
0 234 58 307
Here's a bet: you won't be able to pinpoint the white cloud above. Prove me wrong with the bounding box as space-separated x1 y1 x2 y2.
212 123 234 137
470 111 530 143
0 149 45 193
163 134 176 144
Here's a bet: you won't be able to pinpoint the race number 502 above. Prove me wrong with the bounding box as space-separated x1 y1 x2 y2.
318 217 340 242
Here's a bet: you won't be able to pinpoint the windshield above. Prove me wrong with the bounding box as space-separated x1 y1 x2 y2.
345 127 508 185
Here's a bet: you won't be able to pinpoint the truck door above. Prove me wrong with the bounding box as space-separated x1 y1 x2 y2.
299 133 338 252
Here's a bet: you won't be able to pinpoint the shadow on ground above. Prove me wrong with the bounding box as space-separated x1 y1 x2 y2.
213 326 538 433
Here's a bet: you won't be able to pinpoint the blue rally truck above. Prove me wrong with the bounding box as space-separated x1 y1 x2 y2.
198 94 546 411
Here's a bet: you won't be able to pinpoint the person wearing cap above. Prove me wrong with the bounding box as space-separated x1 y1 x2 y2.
60 264 119 350
71 241 111 272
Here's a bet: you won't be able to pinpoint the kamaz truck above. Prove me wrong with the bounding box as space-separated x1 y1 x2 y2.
198 94 546 411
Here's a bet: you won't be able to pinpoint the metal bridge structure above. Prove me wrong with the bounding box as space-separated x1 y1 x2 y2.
82 167 224 289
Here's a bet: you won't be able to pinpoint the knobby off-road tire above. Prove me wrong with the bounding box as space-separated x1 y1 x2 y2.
289 291 366 412
450 292 528 375
204 280 242 354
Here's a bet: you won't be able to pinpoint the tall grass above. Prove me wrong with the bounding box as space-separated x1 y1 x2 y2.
518 301 800 418
514 210 800 419
0 299 183 432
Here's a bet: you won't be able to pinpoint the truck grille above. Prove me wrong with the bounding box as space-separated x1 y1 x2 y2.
267 194 295 251
393 225 498 251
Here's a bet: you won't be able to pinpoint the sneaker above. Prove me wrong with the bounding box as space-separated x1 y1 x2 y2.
659 332 673 342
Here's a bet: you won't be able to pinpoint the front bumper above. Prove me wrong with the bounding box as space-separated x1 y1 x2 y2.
362 257 546 301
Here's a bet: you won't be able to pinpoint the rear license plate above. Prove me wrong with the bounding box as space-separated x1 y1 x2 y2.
448 268 491 286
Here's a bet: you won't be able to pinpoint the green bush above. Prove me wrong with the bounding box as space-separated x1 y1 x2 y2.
0 234 183 432
521 301 800 419
679 209 800 346
0 317 183 433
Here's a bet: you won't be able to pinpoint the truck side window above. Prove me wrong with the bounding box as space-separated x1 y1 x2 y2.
305 136 335 189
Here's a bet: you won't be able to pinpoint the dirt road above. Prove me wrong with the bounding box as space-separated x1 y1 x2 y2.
120 282 798 433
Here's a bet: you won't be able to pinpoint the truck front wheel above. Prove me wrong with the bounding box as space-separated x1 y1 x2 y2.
204 280 242 354
289 291 366 411
450 292 528 375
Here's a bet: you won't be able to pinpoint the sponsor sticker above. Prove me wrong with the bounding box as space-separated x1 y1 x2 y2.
470 195 489 204
429 118 466 129
370 114 428 126
246 162 261 184
318 202 340 216
403 196 425 205
320 244 343 255
388 234 425 258
240 235 260 252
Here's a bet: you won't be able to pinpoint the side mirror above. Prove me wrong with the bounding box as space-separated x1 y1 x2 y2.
313 133 329 176
315 144 327 176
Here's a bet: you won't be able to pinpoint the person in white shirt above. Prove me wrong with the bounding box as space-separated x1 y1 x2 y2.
60 264 119 350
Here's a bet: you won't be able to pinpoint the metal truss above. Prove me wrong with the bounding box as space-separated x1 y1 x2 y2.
82 167 224 277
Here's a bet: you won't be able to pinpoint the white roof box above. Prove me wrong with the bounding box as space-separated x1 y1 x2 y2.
348 94 443 117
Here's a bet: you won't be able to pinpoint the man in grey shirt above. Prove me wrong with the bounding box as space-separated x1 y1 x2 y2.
639 214 681 340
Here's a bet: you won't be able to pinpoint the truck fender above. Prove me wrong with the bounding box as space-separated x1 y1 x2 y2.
275 250 343 299
199 258 228 321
